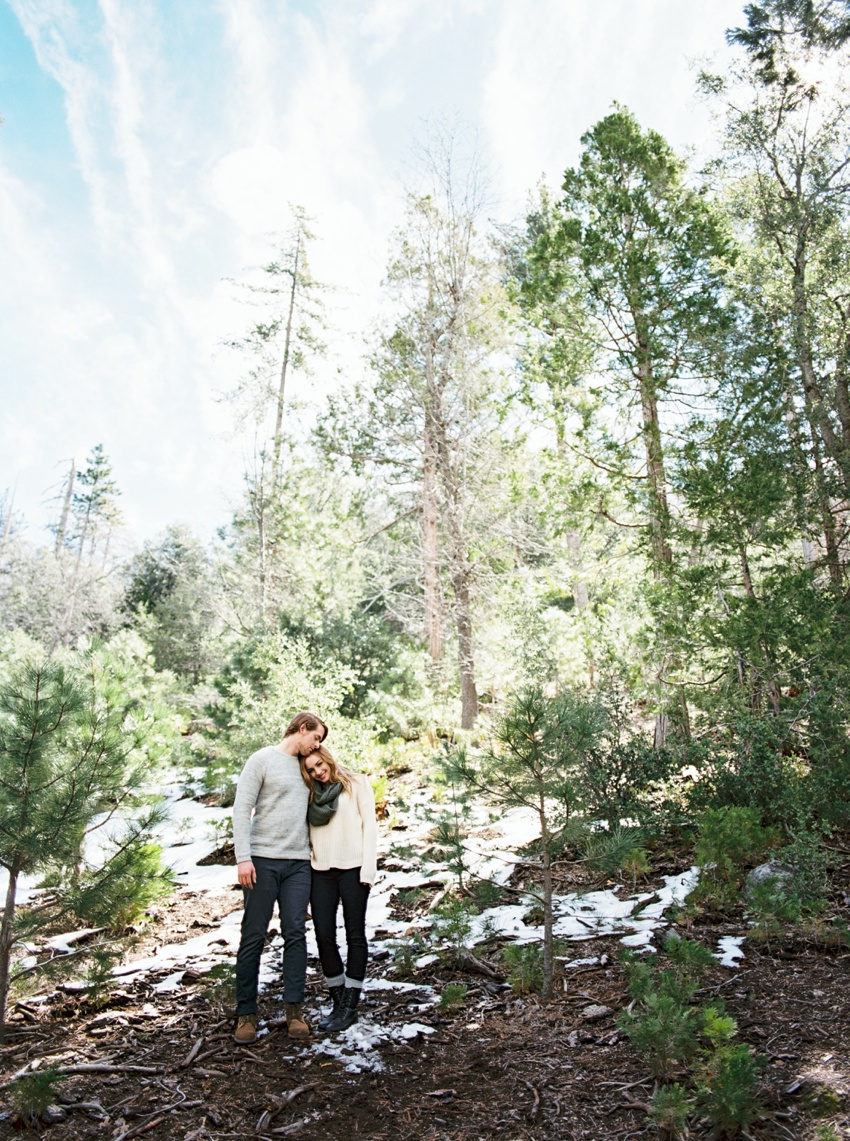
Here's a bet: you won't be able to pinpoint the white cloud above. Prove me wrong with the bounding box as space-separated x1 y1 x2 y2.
1 0 749 540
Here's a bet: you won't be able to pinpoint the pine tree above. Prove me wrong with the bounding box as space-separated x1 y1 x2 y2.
444 685 608 1000
0 657 170 1033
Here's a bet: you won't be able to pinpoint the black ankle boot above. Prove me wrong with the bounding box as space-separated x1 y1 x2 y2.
324 986 360 1032
318 985 345 1030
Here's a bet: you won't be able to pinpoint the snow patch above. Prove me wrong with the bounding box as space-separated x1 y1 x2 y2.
715 935 745 968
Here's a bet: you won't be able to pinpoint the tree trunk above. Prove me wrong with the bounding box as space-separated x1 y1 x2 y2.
635 323 676 745
566 530 589 610
811 440 843 587
0 866 19 1039
254 483 268 623
423 340 443 661
792 250 846 476
53 460 75 554
451 560 478 729
540 805 554 1003
0 482 14 555
272 235 301 485
636 339 672 572
51 500 92 654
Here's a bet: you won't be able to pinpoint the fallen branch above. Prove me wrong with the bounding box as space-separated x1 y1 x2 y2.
256 1085 317 1133
113 1115 169 1140
456 951 503 981
524 1080 541 1121
179 1036 205 1069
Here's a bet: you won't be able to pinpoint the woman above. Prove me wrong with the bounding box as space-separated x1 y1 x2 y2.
302 745 377 1032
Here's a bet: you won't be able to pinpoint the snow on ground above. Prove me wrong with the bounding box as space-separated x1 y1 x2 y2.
11 764 744 1073
715 934 746 968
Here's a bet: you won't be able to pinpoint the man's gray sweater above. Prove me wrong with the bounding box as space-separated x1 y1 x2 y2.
232 746 311 864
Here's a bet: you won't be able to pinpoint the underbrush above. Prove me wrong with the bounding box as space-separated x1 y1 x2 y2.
619 935 765 1137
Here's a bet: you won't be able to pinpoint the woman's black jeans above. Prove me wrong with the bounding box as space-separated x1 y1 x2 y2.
235 856 312 1015
310 867 370 984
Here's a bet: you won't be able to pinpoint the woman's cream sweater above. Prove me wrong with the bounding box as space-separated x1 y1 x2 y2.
309 773 378 885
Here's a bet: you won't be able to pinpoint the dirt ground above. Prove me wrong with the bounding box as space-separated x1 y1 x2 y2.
2 865 850 1140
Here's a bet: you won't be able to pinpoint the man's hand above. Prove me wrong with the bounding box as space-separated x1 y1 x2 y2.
237 860 256 889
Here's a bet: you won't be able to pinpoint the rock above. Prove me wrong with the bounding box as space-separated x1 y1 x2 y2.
744 861 796 901
42 1106 67 1124
581 1003 613 1022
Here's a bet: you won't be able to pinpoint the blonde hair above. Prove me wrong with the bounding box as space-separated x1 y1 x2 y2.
299 744 353 800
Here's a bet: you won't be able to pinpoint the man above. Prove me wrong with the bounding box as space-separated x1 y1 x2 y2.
232 710 327 1045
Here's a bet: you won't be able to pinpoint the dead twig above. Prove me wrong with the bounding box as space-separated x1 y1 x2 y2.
524 1080 541 1121
180 1036 205 1069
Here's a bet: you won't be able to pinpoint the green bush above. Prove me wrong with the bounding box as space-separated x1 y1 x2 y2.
502 943 544 994
663 933 715 980
200 962 236 1012
583 824 646 876
577 738 677 829
684 720 806 827
618 992 701 1079
388 934 430 977
747 875 802 943
694 806 776 907
437 982 468 1013
431 898 476 963
11 1066 64 1127
649 1083 693 1137
695 1043 763 1134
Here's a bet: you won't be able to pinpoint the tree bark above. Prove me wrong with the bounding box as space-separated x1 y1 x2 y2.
566 530 589 610
0 866 20 1038
423 335 443 661
451 559 478 729
539 800 554 1003
272 233 301 485
55 463 76 555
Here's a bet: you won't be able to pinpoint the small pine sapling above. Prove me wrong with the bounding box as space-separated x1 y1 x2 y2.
649 1083 693 1138
443 684 608 1000
502 943 544 994
10 1066 65 1127
431 898 476 965
695 1042 764 1134
437 982 468 1013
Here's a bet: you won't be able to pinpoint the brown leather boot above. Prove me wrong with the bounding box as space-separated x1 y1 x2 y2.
285 1002 310 1039
233 1014 258 1044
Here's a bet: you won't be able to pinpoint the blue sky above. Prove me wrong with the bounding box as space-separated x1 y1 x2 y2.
1 0 742 544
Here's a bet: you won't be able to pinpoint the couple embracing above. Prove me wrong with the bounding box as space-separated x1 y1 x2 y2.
231 711 377 1045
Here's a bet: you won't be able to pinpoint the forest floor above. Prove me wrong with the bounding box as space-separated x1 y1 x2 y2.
1 773 850 1140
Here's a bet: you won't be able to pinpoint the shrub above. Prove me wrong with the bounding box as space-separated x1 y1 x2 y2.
685 720 806 827
649 1083 693 1137
618 992 701 1079
502 943 544 994
747 875 802 944
780 828 830 906
388 934 430 977
11 1066 64 1127
663 934 715 981
467 877 504 910
577 738 677 829
583 824 646 876
431 898 476 964
437 982 468 1013
694 806 776 907
695 1042 763 1134
200 962 236 1012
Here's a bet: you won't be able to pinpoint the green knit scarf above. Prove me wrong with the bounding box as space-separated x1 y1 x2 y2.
307 780 343 826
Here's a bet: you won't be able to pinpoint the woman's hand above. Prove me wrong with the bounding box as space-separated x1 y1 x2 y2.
237 860 256 889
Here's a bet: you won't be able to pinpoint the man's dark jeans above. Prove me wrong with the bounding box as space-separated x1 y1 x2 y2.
235 856 311 1014
310 866 371 983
